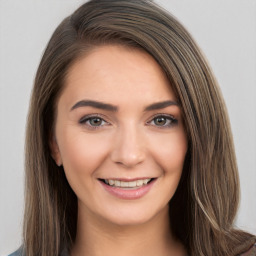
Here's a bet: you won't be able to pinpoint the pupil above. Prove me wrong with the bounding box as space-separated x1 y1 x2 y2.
155 117 166 125
90 118 102 126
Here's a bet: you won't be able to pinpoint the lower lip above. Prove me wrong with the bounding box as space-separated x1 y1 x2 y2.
100 179 157 200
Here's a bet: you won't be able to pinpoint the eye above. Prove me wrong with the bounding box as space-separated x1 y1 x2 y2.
147 114 178 128
79 115 109 129
88 117 104 126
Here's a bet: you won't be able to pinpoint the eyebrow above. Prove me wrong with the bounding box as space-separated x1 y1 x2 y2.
70 100 118 112
144 100 179 111
70 99 179 112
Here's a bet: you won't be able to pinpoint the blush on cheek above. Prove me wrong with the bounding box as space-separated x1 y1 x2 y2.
155 143 187 177
157 141 187 163
59 132 111 177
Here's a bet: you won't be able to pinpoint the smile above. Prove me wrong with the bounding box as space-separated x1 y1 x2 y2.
99 178 157 199
103 178 152 188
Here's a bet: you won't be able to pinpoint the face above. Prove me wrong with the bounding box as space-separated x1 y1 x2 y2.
52 45 187 226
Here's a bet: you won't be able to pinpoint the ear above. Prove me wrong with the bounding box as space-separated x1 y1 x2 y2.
49 134 62 166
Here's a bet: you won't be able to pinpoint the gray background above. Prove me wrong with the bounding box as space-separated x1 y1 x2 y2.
0 0 255 255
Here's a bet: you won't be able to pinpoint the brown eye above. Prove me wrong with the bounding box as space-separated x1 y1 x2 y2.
79 115 109 129
154 117 167 126
147 115 178 128
89 117 103 126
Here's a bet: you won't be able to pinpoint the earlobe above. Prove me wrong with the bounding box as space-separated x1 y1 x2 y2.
49 134 62 166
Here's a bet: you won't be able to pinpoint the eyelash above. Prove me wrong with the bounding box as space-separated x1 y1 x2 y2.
146 114 178 128
79 114 110 130
79 114 178 130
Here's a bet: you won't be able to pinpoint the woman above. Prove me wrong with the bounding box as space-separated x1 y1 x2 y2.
9 0 256 255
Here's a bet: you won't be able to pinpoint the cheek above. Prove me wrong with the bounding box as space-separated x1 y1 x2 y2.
150 131 188 173
56 128 112 178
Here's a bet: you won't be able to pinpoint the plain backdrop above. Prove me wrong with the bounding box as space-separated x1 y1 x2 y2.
0 0 255 255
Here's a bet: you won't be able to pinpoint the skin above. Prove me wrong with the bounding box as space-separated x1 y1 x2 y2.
51 45 188 256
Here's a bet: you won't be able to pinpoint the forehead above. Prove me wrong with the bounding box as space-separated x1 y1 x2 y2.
61 45 176 106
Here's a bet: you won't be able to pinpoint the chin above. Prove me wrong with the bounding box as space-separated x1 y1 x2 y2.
97 203 169 227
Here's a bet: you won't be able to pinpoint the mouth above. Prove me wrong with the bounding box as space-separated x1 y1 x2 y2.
98 177 157 199
99 178 155 189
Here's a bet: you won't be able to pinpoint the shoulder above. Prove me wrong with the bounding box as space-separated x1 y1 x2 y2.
7 247 68 256
240 243 256 256
8 247 25 256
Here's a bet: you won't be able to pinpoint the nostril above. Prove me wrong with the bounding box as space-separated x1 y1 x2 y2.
111 151 145 168
110 131 146 167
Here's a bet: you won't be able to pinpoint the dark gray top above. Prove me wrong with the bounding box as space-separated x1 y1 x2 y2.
8 243 256 256
8 247 69 256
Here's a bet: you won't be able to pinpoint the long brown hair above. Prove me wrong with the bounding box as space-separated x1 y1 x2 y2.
24 1 255 255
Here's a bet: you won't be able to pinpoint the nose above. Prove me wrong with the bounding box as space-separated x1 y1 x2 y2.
110 125 146 168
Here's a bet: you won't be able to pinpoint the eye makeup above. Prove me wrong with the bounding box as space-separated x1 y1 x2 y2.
146 113 178 129
79 114 110 130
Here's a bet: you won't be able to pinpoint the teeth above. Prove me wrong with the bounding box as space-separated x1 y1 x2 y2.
136 180 143 186
109 180 115 186
128 181 136 187
143 178 151 185
104 178 152 188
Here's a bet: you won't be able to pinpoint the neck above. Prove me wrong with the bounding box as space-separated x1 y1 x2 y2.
71 204 185 256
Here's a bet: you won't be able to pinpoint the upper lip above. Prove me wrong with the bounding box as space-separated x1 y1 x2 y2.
98 177 156 181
